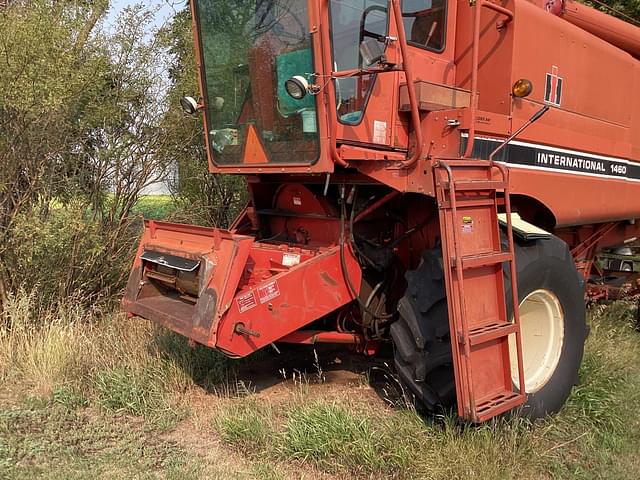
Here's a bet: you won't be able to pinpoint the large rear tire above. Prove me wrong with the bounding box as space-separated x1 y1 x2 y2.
391 235 587 419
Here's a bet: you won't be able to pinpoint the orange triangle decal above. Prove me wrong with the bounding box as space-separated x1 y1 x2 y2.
243 124 269 164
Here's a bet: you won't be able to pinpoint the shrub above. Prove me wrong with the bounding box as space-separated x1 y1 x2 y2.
6 202 137 309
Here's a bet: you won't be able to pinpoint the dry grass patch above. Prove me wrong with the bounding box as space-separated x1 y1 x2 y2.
1 291 639 479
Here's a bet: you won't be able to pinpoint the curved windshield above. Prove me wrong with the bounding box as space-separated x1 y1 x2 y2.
193 0 319 165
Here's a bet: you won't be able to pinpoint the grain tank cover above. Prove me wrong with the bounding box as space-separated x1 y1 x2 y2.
545 0 640 58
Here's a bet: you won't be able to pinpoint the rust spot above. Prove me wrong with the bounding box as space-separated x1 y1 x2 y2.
320 271 338 286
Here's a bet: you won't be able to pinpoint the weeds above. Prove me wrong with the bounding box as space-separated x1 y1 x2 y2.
215 400 272 453
51 385 88 411
278 401 411 474
1 290 639 479
0 289 226 425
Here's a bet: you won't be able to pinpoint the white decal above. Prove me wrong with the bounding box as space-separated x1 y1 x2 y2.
237 291 258 313
282 253 301 267
258 281 281 304
373 120 387 144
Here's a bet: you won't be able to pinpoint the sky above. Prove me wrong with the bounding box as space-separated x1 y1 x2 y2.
105 0 185 29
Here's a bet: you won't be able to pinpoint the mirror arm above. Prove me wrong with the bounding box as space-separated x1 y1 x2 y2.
488 105 550 163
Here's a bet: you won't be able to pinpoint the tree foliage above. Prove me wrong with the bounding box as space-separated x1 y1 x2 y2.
0 1 181 309
584 0 640 23
158 8 247 228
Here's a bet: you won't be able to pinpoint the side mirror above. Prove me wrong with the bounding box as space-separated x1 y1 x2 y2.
360 38 385 67
358 5 389 68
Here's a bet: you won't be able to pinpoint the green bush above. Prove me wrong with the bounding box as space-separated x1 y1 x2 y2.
7 202 137 309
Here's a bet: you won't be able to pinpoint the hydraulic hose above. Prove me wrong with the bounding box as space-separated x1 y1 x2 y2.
338 186 394 321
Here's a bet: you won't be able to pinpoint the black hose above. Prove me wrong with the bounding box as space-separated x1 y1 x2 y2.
339 187 394 321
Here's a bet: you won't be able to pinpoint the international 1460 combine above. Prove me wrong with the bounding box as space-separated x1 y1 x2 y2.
123 0 640 422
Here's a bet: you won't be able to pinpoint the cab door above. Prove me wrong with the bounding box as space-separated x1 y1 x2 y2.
329 0 399 149
328 0 457 152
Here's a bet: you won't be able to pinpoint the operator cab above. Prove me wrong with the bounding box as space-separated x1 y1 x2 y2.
190 0 457 171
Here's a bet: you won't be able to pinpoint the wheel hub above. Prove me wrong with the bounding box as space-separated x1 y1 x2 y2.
509 289 565 393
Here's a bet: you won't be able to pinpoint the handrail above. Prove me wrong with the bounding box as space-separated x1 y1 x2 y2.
463 0 515 158
391 0 424 168
483 1 514 25
436 160 477 415
319 1 349 168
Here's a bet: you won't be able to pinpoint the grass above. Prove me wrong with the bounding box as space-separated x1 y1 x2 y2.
1 291 639 479
212 300 640 479
132 195 176 220
0 401 199 479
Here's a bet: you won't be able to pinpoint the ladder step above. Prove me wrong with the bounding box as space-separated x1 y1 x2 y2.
468 321 518 346
446 180 506 191
475 391 525 423
459 251 512 269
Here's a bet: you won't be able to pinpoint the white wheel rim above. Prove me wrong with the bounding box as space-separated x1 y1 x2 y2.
509 289 564 393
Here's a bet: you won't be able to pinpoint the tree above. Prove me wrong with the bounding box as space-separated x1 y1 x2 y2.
0 0 110 307
0 1 186 309
585 0 640 22
158 7 247 228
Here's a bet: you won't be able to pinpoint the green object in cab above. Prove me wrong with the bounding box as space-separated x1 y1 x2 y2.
276 48 315 115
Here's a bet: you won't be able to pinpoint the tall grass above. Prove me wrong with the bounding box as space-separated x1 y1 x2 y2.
2 289 639 478
0 289 231 425
0 290 88 392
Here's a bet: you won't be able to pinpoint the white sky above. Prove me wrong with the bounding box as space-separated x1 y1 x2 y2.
106 0 185 28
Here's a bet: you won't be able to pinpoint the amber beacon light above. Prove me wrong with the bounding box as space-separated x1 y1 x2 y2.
512 79 533 98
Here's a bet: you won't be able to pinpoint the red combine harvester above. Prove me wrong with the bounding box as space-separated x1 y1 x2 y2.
123 0 640 422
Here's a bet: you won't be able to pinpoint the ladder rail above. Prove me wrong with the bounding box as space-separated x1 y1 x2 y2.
436 159 527 421
493 162 526 397
437 160 477 417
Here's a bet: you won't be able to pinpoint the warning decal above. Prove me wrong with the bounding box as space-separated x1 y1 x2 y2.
237 291 258 313
258 281 281 304
373 120 387 144
462 216 474 234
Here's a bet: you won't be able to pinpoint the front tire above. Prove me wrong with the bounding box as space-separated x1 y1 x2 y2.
505 235 587 419
391 235 587 420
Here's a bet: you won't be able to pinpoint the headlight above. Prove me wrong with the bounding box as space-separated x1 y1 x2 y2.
284 75 309 100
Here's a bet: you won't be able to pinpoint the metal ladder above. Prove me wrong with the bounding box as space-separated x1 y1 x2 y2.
435 159 526 422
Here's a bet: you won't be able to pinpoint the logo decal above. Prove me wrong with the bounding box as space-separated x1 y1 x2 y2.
544 66 563 106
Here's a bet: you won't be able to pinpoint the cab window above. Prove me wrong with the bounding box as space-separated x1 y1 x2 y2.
329 0 388 124
402 0 447 52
